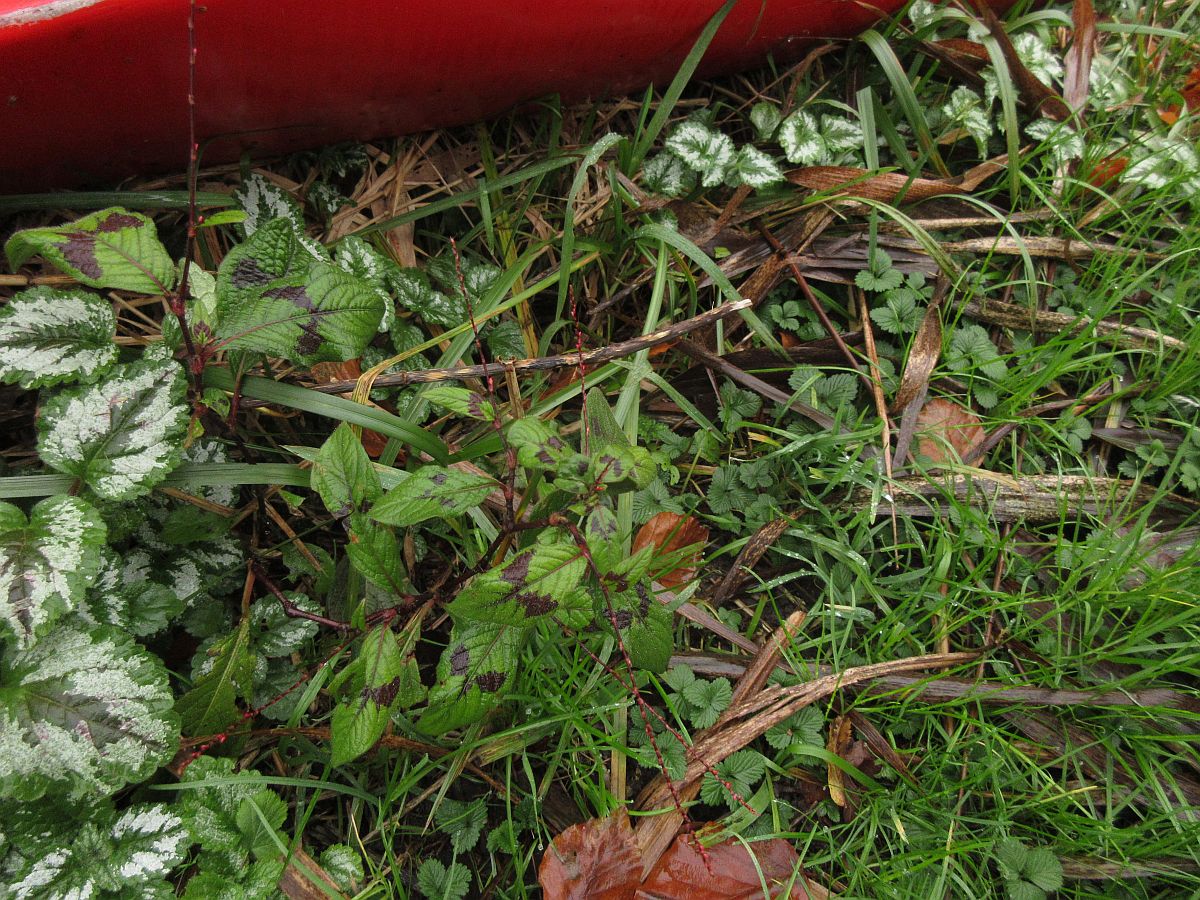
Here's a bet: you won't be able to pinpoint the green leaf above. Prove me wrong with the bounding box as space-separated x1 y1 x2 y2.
584 387 629 450
177 617 255 735
765 705 824 752
585 505 624 575
347 515 409 595
424 385 497 421
589 444 656 491
434 797 487 854
330 623 418 765
0 494 106 648
487 319 525 359
718 380 762 429
1023 848 1064 892
598 582 672 672
0 287 118 388
508 417 574 471
416 858 472 900
370 466 498 526
417 620 523 734
680 676 732 728
700 749 766 808
994 837 1028 882
0 624 179 801
3 803 189 899
311 423 381 517
235 789 288 859
36 358 189 500
215 218 383 363
5 207 176 293
448 538 588 626
707 465 754 516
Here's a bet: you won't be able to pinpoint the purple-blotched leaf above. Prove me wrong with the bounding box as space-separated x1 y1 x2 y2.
370 466 498 527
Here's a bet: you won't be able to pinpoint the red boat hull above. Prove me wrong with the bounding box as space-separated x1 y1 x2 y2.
0 0 911 192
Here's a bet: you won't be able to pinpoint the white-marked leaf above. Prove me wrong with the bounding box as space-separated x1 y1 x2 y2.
0 624 179 801
5 207 176 293
215 219 383 363
177 755 286 873
37 358 189 500
0 287 118 388
424 385 497 421
778 110 827 165
370 466 498 526
234 173 305 237
665 121 736 187
728 145 785 189
82 546 183 637
248 591 319 658
3 802 189 900
642 152 698 198
0 494 106 648
334 234 395 332
449 538 587 626
750 101 783 140
387 267 465 328
417 620 523 734
330 624 421 765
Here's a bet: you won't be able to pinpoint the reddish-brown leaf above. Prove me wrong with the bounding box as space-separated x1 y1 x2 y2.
638 833 827 899
632 512 710 589
914 398 984 465
309 359 388 457
1086 154 1129 188
540 811 641 900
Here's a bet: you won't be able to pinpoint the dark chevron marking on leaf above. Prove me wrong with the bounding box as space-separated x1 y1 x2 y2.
262 285 315 308
431 472 448 485
450 643 471 676
635 582 652 617
362 675 403 708
297 322 323 356
60 233 102 278
467 393 489 418
94 212 142 232
231 257 274 288
514 591 558 617
500 551 533 587
473 671 507 693
609 608 634 630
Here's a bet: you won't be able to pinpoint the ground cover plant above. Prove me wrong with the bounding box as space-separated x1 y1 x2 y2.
1 0 1199 896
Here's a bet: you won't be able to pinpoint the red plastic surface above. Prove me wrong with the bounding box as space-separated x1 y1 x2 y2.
0 0 911 192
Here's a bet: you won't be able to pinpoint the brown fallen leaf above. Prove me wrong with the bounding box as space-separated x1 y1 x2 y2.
632 512 710 590
787 156 1003 205
638 832 828 899
309 359 389 457
914 398 985 465
540 810 641 900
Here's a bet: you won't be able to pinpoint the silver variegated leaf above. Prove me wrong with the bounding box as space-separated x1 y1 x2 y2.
2 803 189 900
37 358 189 500
0 494 106 648
0 624 179 801
0 287 118 388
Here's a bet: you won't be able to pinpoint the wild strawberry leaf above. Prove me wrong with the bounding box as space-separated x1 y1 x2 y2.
0 494 106 648
424 385 497 421
370 466 498 527
36 358 189 500
215 218 383 364
0 624 179 801
448 539 588 626
417 620 523 734
330 623 422 765
5 207 176 294
0 287 118 389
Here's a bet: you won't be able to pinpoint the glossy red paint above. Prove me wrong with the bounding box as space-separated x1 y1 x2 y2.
0 0 917 192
